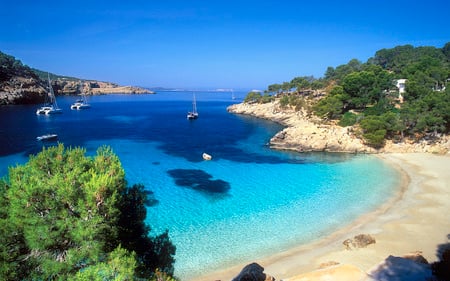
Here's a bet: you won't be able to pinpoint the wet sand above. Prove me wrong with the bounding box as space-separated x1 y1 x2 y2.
191 153 450 281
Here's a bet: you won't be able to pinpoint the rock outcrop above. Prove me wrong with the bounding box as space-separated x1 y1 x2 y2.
1 77 154 105
52 80 154 95
227 101 450 154
0 72 48 105
231 263 275 281
343 234 376 250
368 254 432 281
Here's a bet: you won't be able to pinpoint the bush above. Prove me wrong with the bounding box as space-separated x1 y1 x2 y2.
338 112 358 127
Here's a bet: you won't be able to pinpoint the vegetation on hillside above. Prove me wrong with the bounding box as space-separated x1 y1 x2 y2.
0 51 79 83
0 144 176 280
246 42 450 148
0 51 40 82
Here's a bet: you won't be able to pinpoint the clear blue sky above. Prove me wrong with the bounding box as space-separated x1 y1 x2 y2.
1 0 449 90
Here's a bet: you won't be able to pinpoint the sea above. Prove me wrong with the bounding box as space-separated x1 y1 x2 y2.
0 91 401 280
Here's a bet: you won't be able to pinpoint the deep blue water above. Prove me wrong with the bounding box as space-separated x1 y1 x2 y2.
0 91 401 280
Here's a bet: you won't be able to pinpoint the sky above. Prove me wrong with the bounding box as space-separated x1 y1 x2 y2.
1 0 449 90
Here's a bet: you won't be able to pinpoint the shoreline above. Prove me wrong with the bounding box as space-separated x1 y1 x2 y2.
190 153 450 281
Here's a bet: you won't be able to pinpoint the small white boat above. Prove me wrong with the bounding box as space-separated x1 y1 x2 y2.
202 153 212 160
187 93 199 120
36 134 58 141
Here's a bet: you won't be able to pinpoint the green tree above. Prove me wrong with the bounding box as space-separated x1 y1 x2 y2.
118 184 176 277
69 246 137 281
359 115 387 148
338 112 358 127
342 71 377 109
244 91 262 103
267 83 282 94
0 144 175 280
313 86 345 119
279 95 289 108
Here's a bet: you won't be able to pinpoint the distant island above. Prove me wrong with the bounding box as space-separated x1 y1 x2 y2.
0 51 154 105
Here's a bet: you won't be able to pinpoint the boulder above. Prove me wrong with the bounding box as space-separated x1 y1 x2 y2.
232 263 275 281
343 234 376 250
369 255 432 281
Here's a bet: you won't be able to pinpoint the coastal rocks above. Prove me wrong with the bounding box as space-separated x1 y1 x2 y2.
227 101 450 154
1 76 154 105
89 85 154 94
227 102 376 153
343 234 376 250
53 80 154 95
232 263 275 281
368 254 432 281
0 74 47 105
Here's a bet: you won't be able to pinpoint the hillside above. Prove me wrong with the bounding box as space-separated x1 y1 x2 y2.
0 51 154 105
237 42 450 152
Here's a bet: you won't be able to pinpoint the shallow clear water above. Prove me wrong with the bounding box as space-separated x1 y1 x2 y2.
0 91 400 279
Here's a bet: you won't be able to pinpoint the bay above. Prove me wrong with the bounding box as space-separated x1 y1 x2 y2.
0 91 401 279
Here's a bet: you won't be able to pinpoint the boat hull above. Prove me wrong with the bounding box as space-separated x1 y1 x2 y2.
36 134 58 141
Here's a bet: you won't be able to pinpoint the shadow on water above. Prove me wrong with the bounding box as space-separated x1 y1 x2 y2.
167 169 231 195
143 190 159 207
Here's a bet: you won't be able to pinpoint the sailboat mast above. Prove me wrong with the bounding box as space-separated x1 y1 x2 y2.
47 73 58 108
192 93 197 113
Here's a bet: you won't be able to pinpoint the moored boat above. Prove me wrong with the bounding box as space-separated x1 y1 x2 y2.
187 93 199 119
202 153 212 160
36 134 58 141
71 81 91 110
36 74 62 115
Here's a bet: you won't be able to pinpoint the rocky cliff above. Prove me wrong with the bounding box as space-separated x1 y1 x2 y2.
1 76 154 105
52 79 154 95
0 50 154 105
227 101 450 154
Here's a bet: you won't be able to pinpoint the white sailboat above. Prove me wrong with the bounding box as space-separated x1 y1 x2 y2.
187 93 199 120
36 74 62 115
71 81 91 110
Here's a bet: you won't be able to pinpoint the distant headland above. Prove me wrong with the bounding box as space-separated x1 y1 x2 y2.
0 51 154 105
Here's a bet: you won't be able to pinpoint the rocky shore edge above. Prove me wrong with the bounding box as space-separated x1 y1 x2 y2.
0 78 154 105
227 101 450 154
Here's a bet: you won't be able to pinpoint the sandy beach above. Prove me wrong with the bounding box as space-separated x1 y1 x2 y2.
192 153 450 281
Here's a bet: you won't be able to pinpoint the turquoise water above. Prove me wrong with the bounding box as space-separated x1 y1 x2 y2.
0 92 401 280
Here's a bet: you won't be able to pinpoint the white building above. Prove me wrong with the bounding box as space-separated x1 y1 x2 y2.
395 79 406 104
396 79 407 94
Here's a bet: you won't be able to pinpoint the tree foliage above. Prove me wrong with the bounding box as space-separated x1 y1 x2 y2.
0 144 176 280
0 51 38 82
262 42 450 148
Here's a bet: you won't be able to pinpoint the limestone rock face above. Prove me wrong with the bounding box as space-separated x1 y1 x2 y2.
227 101 450 154
53 80 154 95
232 263 275 281
227 102 375 153
0 74 47 105
1 77 154 105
